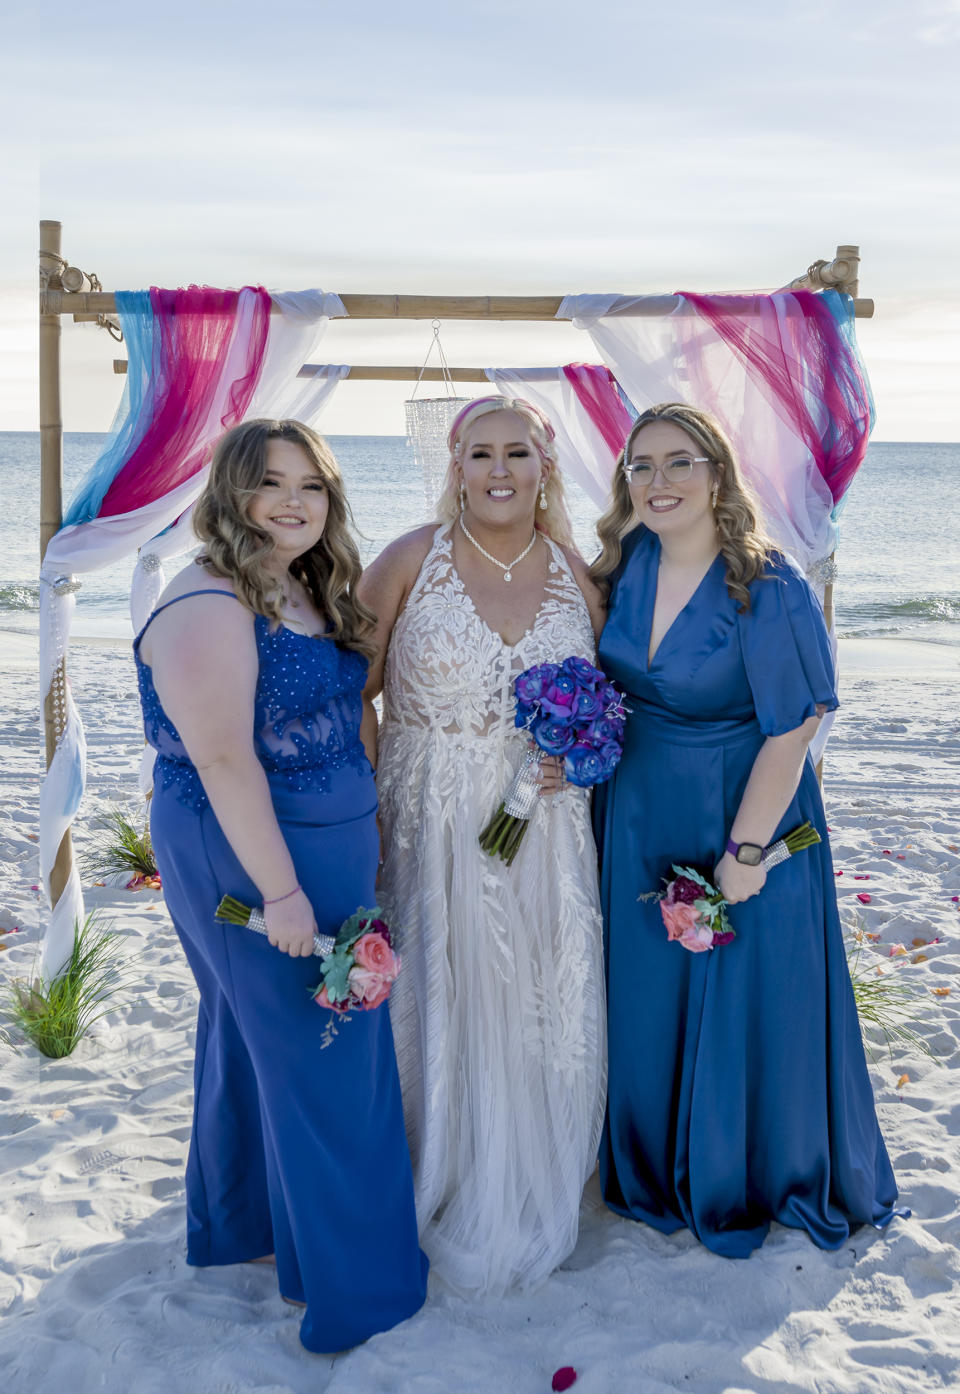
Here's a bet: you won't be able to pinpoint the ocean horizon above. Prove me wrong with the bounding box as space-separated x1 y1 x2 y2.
2 431 959 647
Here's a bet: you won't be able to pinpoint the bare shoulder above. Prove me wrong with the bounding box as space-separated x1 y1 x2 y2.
141 562 251 666
361 524 440 592
156 558 237 605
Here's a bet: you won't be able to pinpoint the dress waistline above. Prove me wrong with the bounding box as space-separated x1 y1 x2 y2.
625 700 763 749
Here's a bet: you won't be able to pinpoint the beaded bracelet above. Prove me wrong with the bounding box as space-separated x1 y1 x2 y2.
263 884 302 906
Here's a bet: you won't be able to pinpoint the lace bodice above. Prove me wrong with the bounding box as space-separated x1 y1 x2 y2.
134 595 370 812
382 526 595 742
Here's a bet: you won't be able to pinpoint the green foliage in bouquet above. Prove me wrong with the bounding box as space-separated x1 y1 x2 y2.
81 806 158 882
4 914 127 1058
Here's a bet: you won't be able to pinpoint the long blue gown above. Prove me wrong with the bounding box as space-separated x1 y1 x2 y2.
134 591 428 1351
594 529 900 1258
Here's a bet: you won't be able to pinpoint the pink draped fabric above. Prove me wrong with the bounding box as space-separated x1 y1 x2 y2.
561 364 635 457
680 291 872 503
98 286 272 518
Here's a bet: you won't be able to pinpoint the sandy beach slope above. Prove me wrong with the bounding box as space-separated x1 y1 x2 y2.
1 629 958 1393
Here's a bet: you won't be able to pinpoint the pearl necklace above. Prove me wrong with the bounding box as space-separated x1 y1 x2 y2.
458 516 538 582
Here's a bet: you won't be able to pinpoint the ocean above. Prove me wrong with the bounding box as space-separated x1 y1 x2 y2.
1 432 958 646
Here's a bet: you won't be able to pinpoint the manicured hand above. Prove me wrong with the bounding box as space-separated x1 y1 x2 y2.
714 852 767 905
264 889 318 957
538 753 566 796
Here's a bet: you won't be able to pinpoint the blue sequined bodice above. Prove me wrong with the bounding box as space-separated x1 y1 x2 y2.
134 595 370 813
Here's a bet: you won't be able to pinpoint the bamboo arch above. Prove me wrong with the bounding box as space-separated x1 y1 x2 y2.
38 218 862 958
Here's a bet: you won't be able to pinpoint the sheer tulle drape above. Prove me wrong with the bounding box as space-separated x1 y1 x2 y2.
558 289 873 571
40 289 344 976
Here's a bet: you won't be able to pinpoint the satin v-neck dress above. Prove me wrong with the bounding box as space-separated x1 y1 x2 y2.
594 527 899 1257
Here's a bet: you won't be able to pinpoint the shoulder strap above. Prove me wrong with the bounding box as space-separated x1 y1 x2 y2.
404 524 451 609
134 589 240 650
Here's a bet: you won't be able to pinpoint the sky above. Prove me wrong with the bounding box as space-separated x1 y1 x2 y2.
3 0 959 439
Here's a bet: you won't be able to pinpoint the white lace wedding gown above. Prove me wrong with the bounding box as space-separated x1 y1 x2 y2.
377 525 606 1296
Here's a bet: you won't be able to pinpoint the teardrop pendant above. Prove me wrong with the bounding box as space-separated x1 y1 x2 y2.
503 571 512 582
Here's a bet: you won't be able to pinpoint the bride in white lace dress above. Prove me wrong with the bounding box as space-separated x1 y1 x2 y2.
359 398 607 1296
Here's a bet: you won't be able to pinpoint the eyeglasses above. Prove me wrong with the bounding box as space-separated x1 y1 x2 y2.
622 456 711 485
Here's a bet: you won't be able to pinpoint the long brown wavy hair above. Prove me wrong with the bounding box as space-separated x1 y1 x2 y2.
590 402 777 612
434 396 576 549
193 419 377 658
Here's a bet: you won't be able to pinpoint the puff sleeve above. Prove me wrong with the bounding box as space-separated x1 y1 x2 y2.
739 555 838 738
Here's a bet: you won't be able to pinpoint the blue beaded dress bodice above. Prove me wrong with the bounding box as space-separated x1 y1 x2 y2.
134 597 370 813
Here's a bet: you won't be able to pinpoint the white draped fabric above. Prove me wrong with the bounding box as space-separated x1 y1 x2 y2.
39 295 346 977
484 368 619 507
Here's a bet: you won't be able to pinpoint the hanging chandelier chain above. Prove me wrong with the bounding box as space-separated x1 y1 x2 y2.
409 319 458 401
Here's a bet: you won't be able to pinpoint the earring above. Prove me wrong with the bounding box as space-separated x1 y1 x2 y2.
711 482 719 508
539 479 548 511
458 480 466 512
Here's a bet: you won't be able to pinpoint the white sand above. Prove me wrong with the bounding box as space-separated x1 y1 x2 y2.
1 629 958 1393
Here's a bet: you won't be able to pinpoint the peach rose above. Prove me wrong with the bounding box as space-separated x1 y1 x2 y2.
353 931 395 974
678 923 714 953
347 965 392 1010
661 901 701 942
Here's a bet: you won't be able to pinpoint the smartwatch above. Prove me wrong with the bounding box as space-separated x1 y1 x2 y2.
726 837 764 867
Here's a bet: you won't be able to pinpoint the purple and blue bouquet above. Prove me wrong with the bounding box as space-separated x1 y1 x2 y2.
479 656 629 866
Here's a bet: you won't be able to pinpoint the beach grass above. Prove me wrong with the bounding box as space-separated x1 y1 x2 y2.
847 931 935 1063
4 914 127 1059
80 806 158 883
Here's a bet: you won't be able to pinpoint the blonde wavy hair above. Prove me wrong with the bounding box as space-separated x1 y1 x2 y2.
193 419 377 658
590 402 777 612
434 396 575 549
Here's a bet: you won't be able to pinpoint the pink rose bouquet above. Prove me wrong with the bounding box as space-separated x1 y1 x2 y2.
215 897 400 1044
644 822 822 953
651 867 736 952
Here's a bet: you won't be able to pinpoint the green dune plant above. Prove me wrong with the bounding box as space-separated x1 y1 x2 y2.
847 930 933 1063
81 806 160 887
5 915 127 1058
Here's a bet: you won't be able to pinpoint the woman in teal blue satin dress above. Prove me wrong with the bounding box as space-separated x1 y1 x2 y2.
591 402 900 1258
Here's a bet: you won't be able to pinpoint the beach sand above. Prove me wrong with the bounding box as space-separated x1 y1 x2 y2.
1 629 958 1393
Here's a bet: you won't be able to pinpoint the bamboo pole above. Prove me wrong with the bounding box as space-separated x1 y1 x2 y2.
113 360 493 381
38 219 75 910
43 289 876 319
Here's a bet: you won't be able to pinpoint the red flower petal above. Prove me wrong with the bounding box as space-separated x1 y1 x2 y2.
552 1370 577 1392
856 893 871 904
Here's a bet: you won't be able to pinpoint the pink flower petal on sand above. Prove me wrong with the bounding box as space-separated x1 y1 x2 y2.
30 884 39 891
856 892 871 904
854 874 870 880
882 850 891 855
896 854 906 860
552 1370 578 1392
888 943 907 957
835 871 843 877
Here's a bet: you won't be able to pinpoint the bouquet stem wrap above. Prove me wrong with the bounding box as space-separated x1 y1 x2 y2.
215 894 335 956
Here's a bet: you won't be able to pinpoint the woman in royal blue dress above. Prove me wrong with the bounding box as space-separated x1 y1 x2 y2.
591 402 900 1257
135 420 427 1351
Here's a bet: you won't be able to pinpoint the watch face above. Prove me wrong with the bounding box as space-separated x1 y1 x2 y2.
735 842 764 867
